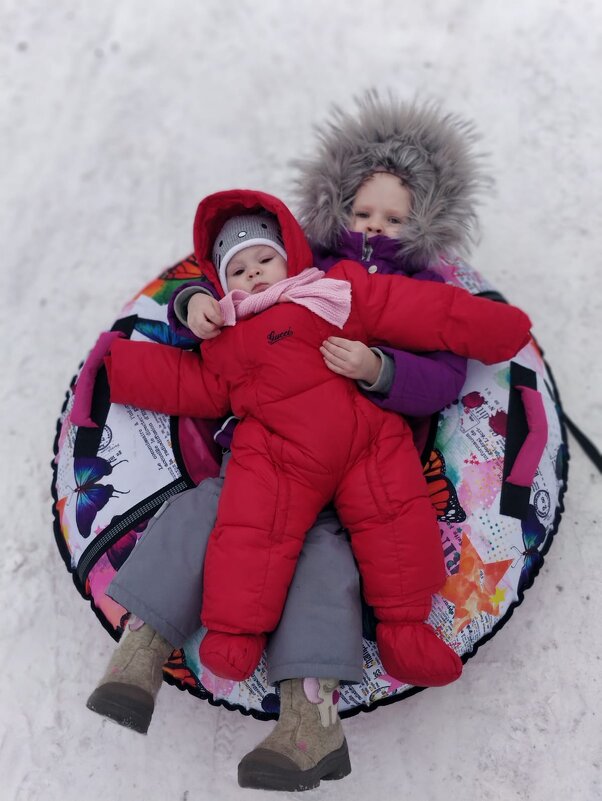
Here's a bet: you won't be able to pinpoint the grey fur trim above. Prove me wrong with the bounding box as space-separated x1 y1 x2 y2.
292 90 491 267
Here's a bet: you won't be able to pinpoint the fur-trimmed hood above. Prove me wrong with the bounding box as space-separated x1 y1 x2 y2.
293 90 490 268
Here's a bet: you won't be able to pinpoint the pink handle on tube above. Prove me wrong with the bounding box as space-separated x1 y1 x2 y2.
505 385 548 487
70 331 126 428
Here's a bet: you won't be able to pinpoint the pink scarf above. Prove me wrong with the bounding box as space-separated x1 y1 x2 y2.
218 267 352 328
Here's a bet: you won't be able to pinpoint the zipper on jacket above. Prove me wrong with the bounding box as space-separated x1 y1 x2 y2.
361 233 373 263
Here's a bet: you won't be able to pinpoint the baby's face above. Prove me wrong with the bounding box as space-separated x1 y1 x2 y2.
350 172 411 239
225 245 288 294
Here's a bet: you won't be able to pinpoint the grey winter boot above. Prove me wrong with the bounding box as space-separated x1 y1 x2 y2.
86 624 173 734
238 678 351 791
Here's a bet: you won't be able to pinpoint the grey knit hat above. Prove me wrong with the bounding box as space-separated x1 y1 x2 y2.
213 214 287 292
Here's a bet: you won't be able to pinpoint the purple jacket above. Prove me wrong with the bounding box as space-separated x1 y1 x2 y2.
167 229 467 419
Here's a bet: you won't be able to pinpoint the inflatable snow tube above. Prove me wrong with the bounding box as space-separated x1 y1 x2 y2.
51 253 568 720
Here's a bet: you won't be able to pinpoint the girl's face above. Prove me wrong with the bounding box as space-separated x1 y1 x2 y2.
225 245 288 293
350 172 411 239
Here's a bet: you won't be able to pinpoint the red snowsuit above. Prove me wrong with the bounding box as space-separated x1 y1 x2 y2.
107 190 531 685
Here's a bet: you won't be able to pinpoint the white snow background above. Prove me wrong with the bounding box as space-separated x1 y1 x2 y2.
2 1 601 800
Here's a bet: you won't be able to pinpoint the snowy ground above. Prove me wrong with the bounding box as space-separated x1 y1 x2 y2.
2 1 601 800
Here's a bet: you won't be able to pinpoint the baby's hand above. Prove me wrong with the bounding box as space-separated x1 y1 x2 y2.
320 337 381 384
187 293 224 339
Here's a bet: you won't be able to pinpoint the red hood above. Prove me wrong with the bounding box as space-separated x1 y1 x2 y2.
193 189 314 298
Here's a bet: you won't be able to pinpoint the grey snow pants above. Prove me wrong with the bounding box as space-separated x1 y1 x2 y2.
107 456 364 684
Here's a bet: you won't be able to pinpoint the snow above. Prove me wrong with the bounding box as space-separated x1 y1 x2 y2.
2 1 601 799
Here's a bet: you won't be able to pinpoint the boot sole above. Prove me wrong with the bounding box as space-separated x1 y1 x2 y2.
238 739 351 791
86 682 154 734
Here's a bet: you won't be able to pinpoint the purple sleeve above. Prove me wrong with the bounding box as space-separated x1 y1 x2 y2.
369 348 467 416
167 279 219 340
366 269 467 416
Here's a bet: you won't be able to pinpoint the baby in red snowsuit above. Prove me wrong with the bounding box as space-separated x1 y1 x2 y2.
106 189 531 687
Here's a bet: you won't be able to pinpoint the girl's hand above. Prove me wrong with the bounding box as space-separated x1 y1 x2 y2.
320 337 381 384
187 294 224 339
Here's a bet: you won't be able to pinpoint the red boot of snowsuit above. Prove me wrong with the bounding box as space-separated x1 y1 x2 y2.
106 189 531 687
